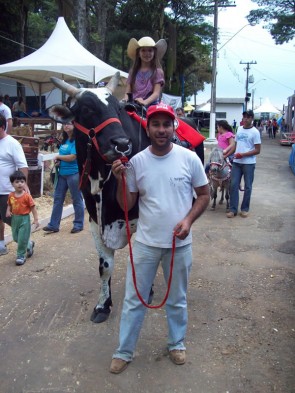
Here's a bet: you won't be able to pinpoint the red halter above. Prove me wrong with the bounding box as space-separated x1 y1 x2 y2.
73 118 121 158
73 117 122 189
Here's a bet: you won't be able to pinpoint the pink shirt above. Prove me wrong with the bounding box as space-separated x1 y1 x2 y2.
127 68 164 100
217 131 235 149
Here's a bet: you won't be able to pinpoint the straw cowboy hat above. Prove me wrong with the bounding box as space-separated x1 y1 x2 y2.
127 36 167 61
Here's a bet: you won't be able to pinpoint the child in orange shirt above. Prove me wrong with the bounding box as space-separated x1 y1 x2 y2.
6 170 39 265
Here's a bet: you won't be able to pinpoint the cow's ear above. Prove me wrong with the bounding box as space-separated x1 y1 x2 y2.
48 104 74 123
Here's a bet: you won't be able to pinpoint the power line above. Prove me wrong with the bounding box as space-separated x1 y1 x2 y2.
250 67 293 91
219 32 295 54
0 33 37 51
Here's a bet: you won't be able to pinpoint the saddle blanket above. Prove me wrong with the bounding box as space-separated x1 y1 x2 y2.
127 111 205 149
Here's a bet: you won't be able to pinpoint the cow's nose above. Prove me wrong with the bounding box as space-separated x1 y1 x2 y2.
113 137 131 155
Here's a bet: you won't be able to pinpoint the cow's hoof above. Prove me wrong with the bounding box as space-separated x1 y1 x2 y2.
210 207 215 211
90 307 111 323
148 287 154 304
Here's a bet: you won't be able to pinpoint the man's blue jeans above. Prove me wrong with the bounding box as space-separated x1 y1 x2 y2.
112 240 192 362
47 173 84 231
229 162 255 214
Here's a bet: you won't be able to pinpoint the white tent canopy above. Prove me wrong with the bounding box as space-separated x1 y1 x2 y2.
0 17 128 96
254 97 281 115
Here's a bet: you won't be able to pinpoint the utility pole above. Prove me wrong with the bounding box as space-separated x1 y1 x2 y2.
240 60 257 110
252 89 255 110
208 0 236 142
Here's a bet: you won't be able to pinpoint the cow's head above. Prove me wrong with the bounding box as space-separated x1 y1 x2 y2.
49 72 131 163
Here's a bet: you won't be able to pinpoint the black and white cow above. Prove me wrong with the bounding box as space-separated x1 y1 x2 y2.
49 72 204 323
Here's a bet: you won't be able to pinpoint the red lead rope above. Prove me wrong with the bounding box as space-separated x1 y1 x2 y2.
121 165 176 309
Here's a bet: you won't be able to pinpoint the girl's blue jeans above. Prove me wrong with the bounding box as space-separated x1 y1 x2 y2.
112 240 192 362
47 173 84 231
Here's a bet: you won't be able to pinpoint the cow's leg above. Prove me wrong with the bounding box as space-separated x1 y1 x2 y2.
89 220 114 323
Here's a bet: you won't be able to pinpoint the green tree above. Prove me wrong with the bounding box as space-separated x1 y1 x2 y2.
0 1 22 63
164 1 213 98
27 1 58 55
0 0 217 102
106 0 214 100
247 0 295 44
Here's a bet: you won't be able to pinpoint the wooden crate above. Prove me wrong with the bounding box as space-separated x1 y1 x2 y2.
12 135 40 159
22 146 39 158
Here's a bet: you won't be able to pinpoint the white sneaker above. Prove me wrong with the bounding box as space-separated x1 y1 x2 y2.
240 211 249 218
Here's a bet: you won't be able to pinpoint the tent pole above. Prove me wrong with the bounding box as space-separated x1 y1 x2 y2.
61 74 66 104
38 84 42 112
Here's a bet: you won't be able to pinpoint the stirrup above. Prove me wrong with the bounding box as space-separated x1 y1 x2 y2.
124 102 147 118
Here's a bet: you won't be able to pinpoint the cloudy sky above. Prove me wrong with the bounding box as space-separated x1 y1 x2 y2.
190 0 295 110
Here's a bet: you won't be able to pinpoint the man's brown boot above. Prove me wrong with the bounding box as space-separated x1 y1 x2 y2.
110 358 128 374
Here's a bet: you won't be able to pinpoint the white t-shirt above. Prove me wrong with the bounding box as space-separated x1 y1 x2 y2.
0 103 12 132
0 135 28 194
127 144 208 248
0 103 12 119
234 126 261 164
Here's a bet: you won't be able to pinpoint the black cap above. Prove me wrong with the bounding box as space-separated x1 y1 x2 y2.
242 110 254 117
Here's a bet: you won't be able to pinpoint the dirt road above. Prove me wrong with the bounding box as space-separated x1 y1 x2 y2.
0 135 294 393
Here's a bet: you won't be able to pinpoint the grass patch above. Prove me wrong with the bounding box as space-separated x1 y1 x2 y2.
200 128 209 138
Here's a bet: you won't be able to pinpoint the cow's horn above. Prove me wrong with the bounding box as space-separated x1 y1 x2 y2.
105 72 120 93
50 77 80 97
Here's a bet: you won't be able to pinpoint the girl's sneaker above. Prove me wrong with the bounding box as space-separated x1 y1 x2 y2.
16 256 26 266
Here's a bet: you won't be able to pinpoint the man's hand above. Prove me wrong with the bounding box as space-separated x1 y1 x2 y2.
112 159 127 181
173 219 190 240
234 152 243 159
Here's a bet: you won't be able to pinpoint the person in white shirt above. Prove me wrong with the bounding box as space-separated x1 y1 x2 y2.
110 103 209 374
0 114 33 258
0 94 12 133
227 109 261 218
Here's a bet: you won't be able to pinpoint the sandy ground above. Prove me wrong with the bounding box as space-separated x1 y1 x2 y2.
0 134 294 393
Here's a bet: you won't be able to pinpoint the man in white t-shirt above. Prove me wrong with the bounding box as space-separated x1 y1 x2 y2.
110 103 210 374
0 94 12 133
0 114 33 259
227 109 261 218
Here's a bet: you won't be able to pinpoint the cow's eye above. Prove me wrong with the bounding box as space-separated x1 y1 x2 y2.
82 106 90 115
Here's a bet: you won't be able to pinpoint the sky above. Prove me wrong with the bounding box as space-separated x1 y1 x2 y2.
189 0 295 110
